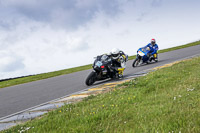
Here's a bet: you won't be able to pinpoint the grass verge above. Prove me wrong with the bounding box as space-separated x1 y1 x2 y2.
3 56 200 133
0 40 199 89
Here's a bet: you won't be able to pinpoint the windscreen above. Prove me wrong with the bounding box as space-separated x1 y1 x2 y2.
141 46 150 52
101 54 108 61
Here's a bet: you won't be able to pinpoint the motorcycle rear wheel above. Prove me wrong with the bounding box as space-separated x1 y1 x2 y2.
85 71 97 86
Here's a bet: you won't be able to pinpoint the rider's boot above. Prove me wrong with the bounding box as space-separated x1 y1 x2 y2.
117 68 124 79
154 53 158 62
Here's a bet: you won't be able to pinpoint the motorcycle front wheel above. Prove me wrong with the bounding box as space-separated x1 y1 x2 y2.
132 58 140 67
85 71 97 86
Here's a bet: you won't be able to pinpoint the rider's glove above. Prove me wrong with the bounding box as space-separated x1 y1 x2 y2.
147 53 151 57
119 56 124 63
126 55 128 61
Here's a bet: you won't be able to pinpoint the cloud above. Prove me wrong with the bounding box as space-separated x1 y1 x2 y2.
0 17 92 79
0 50 25 72
151 0 163 7
0 0 124 30
65 37 90 52
0 0 200 79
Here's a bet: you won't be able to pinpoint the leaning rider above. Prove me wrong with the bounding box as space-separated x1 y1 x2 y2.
109 48 128 78
146 38 159 61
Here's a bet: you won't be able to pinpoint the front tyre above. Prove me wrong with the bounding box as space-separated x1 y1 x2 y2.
85 71 97 86
132 58 140 67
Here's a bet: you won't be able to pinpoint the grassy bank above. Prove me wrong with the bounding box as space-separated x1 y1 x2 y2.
4 56 200 133
0 41 199 89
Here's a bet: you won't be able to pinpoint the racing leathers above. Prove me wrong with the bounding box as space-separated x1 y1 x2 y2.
110 51 128 78
146 43 159 60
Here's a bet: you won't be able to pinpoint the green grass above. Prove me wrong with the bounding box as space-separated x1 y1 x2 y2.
0 40 199 89
3 56 200 133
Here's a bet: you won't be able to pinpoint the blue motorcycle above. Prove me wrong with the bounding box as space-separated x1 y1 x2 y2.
132 46 158 67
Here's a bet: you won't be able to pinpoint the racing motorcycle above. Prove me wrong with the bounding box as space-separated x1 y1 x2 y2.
85 54 124 86
132 46 158 67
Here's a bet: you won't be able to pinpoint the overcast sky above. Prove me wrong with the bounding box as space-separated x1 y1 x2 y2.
0 0 200 79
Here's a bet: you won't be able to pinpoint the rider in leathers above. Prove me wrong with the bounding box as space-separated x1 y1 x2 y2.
109 48 128 78
146 38 159 61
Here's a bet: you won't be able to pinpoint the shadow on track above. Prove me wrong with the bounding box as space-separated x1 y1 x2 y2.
131 59 168 67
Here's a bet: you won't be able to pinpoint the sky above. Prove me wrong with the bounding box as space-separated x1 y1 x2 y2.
0 0 200 79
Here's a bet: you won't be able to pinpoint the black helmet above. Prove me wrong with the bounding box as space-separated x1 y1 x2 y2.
151 38 156 45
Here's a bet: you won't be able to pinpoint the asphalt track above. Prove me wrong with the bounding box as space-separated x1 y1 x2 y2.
0 45 200 118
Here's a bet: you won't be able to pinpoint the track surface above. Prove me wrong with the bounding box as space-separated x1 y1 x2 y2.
0 45 200 118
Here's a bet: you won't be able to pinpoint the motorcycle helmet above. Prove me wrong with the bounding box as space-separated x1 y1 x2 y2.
111 48 120 60
151 38 156 45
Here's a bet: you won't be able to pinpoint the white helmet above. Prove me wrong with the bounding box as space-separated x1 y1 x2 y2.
111 48 120 60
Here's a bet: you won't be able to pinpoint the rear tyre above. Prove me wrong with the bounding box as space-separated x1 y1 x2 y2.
132 58 140 67
85 71 97 86
154 57 158 62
